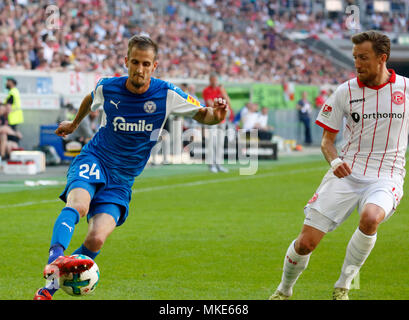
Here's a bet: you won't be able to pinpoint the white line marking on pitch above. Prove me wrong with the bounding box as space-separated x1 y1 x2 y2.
131 167 323 193
0 167 325 209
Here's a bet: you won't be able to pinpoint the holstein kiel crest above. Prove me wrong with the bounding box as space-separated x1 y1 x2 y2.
144 101 157 113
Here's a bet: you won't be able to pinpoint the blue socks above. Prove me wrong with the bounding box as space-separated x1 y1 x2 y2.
49 207 80 255
72 244 100 260
48 244 64 264
43 207 102 298
43 207 80 298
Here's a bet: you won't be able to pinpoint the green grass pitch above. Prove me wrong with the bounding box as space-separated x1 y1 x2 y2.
1 154 409 300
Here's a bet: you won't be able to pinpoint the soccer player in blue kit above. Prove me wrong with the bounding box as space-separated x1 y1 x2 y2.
34 35 228 300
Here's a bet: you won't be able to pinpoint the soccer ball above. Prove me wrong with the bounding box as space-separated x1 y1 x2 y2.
59 254 100 296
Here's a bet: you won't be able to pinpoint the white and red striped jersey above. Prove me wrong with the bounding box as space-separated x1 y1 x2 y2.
316 69 408 180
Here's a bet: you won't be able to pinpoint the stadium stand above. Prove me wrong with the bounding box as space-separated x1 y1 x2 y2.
1 0 409 152
0 0 352 83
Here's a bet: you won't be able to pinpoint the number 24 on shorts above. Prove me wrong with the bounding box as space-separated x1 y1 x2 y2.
79 163 101 180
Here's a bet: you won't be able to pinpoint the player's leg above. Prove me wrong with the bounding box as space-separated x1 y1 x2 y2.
271 172 360 300
358 203 386 235
215 124 228 172
270 169 355 300
271 211 328 299
35 154 106 300
6 140 18 157
333 204 385 298
72 214 116 259
35 187 96 300
46 187 93 265
37 204 119 300
72 204 121 259
206 125 218 172
0 128 8 158
333 182 400 299
84 213 117 252
304 119 312 144
45 154 104 266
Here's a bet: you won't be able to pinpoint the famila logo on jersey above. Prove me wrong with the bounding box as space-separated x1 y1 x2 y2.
112 116 153 132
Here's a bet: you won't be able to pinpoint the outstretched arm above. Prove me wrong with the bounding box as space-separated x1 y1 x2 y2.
193 98 227 125
321 129 352 178
55 94 93 138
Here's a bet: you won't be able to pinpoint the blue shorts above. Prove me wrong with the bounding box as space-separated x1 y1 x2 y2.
59 153 133 226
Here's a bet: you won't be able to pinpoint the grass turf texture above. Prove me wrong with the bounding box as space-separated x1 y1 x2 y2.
1 154 409 300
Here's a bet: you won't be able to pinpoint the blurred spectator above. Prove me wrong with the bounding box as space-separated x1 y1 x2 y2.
3 77 24 131
202 74 234 121
254 106 274 141
202 73 232 173
65 104 100 146
42 34 59 65
297 91 312 145
166 0 178 17
187 83 198 98
0 0 353 84
0 103 22 160
179 82 188 93
242 103 274 141
233 102 250 127
242 102 259 131
315 89 328 109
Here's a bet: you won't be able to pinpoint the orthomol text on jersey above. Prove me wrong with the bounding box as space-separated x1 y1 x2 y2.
112 116 153 132
351 112 405 123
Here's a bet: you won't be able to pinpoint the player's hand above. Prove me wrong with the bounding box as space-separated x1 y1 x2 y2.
212 97 228 122
55 121 77 138
333 162 352 179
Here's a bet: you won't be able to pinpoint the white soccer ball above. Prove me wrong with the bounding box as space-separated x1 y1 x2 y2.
59 254 100 296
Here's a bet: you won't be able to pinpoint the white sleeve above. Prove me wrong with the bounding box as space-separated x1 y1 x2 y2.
315 84 348 133
166 86 205 118
90 77 108 111
90 84 104 111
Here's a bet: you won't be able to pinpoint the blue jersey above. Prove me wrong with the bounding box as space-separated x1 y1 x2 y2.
82 76 204 178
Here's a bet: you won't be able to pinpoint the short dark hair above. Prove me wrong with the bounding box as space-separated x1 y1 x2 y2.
127 35 158 60
6 77 17 86
65 103 75 111
351 30 391 61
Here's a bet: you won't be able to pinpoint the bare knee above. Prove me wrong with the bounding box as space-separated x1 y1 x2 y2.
67 201 89 218
294 225 325 255
83 213 116 253
359 208 384 235
66 188 92 218
295 236 318 255
84 232 106 252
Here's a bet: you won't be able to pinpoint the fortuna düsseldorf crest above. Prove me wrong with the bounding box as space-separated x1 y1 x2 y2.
392 91 405 105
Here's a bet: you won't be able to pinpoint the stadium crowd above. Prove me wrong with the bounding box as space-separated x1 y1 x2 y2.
0 0 380 84
180 0 409 36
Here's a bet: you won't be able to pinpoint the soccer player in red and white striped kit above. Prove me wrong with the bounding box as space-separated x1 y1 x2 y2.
270 30 409 300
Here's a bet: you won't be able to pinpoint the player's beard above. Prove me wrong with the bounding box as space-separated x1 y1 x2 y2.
357 63 382 86
357 70 377 86
130 76 145 89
